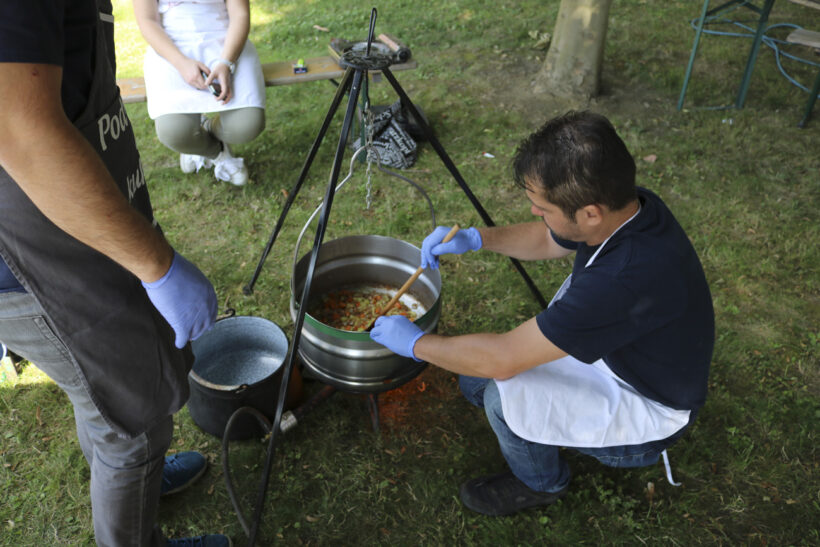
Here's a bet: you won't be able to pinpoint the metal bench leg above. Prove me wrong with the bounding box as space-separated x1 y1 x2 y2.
678 0 712 111
798 66 820 128
735 0 775 108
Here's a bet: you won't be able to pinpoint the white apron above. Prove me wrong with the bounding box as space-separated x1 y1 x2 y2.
495 207 691 448
143 0 266 119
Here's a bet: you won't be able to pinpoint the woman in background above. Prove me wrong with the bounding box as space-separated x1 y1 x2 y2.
134 0 266 186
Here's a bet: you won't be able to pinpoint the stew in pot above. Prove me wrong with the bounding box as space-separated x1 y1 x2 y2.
310 285 419 331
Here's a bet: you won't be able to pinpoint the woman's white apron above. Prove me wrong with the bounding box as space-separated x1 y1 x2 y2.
495 208 691 448
143 0 266 119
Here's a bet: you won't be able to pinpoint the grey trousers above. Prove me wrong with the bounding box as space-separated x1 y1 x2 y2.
155 107 265 158
0 290 171 546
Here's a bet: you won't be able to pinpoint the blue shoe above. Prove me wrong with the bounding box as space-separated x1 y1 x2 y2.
167 534 232 547
161 451 207 496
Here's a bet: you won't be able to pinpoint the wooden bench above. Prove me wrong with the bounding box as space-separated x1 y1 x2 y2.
785 28 820 127
787 0 820 127
117 55 418 104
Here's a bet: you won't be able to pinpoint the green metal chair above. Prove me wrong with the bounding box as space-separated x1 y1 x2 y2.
678 0 777 110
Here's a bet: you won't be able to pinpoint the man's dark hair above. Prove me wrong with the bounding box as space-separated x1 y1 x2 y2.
512 111 637 219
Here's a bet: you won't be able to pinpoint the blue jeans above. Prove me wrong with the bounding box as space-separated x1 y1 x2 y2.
459 375 690 493
0 291 171 546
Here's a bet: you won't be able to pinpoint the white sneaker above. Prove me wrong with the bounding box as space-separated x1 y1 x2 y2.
180 153 211 174
212 146 248 186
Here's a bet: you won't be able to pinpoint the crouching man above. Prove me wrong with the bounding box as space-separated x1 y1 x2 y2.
370 111 715 516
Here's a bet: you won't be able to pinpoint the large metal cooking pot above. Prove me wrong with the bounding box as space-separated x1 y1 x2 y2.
188 315 290 440
291 235 441 393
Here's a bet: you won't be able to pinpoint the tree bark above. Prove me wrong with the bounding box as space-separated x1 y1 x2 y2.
534 0 613 99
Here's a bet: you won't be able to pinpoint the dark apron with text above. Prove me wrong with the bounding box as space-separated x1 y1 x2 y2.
0 4 191 438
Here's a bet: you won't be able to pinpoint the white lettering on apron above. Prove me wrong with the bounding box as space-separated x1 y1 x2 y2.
126 162 146 202
97 98 130 152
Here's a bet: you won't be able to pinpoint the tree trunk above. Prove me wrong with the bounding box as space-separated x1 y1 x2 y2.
534 0 613 99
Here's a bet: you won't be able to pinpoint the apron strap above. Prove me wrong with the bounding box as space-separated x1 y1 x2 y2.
661 449 682 487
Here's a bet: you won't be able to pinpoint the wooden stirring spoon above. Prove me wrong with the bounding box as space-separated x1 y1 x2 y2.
365 224 460 331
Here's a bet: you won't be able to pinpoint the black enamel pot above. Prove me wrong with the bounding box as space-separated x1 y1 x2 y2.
187 314 289 440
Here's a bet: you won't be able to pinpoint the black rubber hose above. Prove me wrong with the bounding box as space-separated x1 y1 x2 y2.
221 406 273 537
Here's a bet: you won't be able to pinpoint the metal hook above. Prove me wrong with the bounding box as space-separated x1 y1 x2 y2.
366 8 378 55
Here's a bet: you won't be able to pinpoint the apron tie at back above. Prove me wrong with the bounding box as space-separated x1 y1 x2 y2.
662 449 682 486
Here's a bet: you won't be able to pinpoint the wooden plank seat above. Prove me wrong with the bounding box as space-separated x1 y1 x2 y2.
785 28 820 127
787 28 820 50
117 56 418 104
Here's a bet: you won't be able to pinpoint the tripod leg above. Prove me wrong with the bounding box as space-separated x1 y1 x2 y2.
381 68 548 308
244 67 356 294
247 68 366 547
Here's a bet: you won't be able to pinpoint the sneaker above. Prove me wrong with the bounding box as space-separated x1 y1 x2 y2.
212 145 248 186
180 154 212 174
161 451 207 496
167 534 232 547
458 471 568 516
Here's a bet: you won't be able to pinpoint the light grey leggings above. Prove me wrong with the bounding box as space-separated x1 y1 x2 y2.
155 107 265 158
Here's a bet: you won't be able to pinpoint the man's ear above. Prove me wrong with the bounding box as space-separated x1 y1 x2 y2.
576 204 604 227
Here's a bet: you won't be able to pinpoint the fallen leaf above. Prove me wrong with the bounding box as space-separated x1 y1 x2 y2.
313 25 329 32
305 515 319 522
642 154 657 163
207 484 215 495
35 406 42 427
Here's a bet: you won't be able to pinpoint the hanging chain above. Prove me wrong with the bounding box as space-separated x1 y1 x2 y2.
364 107 375 210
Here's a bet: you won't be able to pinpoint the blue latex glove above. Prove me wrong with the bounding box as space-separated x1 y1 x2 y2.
369 315 425 362
420 226 482 269
142 251 217 349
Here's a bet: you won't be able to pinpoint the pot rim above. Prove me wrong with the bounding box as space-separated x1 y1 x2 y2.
297 296 441 340
188 369 249 392
190 315 288 391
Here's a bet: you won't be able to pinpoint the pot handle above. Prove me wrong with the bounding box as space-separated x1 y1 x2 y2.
216 308 236 322
290 146 369 311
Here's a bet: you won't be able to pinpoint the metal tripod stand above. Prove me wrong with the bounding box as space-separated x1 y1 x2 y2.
239 8 547 546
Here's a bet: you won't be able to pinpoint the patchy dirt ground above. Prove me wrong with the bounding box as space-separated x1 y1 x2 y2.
473 48 676 131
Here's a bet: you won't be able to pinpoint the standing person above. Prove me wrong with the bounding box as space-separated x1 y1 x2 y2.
0 1 230 545
134 0 267 187
370 111 715 516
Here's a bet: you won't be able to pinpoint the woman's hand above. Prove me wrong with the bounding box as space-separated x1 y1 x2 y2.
177 58 211 90
205 62 234 104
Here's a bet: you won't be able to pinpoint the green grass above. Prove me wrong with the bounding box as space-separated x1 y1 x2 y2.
2 0 819 544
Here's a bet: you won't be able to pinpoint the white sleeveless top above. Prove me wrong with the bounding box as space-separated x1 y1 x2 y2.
143 0 266 118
